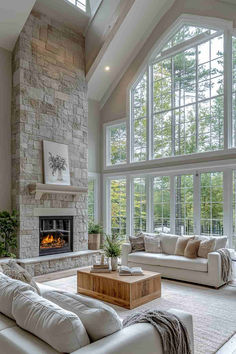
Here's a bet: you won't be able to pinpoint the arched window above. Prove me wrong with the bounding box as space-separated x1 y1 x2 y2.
130 21 227 162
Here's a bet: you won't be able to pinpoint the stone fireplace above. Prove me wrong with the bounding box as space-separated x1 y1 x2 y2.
11 11 94 268
39 216 73 256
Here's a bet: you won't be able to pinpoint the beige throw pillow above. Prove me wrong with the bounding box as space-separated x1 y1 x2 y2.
175 236 194 256
144 235 162 253
129 234 145 253
198 239 216 258
184 239 201 258
1 260 40 294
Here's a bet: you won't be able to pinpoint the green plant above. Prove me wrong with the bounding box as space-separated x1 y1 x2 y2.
103 234 121 258
0 210 18 258
88 222 103 234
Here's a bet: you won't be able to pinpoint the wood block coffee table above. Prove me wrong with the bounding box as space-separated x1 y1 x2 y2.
77 267 161 309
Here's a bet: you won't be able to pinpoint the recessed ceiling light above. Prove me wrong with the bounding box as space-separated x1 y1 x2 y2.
105 66 110 71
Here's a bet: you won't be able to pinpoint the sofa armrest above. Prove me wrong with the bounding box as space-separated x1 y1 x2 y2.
169 308 194 354
208 252 222 287
72 310 193 354
121 243 131 266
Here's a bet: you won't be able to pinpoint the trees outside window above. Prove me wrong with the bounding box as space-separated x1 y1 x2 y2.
152 176 170 233
131 24 225 162
175 174 194 235
110 179 126 238
200 172 223 235
133 177 147 234
107 123 127 166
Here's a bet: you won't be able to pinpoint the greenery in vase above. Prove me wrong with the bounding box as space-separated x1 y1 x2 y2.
103 234 121 258
88 222 103 234
0 210 18 258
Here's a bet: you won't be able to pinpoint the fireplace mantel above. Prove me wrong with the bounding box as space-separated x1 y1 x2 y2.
29 183 88 200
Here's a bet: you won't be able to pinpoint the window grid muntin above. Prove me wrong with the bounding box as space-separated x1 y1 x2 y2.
152 176 171 233
110 178 126 238
133 177 147 234
151 31 224 158
175 174 194 235
200 171 224 235
232 36 236 146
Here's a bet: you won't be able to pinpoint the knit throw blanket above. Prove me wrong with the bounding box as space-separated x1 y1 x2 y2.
123 310 191 354
216 248 232 282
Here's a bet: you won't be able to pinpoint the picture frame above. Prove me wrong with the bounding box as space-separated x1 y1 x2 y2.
43 141 70 185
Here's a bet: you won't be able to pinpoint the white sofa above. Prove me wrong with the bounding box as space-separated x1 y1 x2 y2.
0 282 194 354
122 234 231 288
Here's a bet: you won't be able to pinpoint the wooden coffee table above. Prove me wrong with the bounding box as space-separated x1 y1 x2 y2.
77 267 161 309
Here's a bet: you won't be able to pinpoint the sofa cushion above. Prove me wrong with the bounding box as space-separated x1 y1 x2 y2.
43 290 122 342
159 233 179 254
144 235 162 253
12 290 90 353
184 239 201 258
0 313 16 331
129 234 145 252
0 273 37 319
1 260 40 295
175 236 194 256
128 252 208 272
195 235 227 251
198 239 216 258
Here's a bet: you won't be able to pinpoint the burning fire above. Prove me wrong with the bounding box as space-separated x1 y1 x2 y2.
41 234 65 249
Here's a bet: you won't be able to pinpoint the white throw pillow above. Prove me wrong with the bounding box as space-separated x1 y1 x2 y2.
160 233 179 254
12 290 90 353
214 236 227 250
43 290 123 341
144 235 162 253
0 273 36 319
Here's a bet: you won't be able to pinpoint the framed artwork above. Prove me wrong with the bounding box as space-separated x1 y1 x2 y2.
43 141 70 185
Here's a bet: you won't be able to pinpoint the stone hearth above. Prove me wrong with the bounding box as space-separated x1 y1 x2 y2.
11 11 89 263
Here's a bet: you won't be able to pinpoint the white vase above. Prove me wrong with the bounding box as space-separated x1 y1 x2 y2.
111 257 118 271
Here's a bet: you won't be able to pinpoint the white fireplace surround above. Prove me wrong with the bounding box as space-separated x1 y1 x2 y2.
34 208 77 217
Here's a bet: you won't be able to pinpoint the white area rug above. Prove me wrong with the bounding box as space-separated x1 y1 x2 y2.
42 276 236 354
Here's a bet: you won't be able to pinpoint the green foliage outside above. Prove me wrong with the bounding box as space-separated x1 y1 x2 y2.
103 234 122 258
0 210 18 258
109 27 235 239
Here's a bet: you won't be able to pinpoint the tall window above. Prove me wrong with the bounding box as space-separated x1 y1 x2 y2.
232 36 236 147
233 171 236 249
175 174 194 235
200 172 223 235
88 179 95 223
131 23 225 161
106 122 127 166
133 177 147 234
110 179 126 238
131 73 147 162
152 176 170 232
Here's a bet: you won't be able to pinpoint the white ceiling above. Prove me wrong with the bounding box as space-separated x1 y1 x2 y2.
0 0 36 51
87 0 174 103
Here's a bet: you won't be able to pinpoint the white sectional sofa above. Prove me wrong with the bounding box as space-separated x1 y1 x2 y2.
122 234 231 288
0 282 194 354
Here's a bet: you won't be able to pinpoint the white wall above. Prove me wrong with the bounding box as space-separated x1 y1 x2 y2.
0 47 11 211
88 99 101 173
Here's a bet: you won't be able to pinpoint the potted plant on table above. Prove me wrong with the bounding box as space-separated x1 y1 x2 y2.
0 210 18 258
103 234 122 271
88 222 103 250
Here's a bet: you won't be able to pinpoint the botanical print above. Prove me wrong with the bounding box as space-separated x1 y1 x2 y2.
43 141 70 185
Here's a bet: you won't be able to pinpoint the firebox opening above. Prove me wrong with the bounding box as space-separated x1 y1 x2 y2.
39 216 73 256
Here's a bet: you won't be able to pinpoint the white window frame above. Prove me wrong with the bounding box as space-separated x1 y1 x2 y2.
128 15 235 167
103 118 127 169
103 157 236 247
88 172 100 223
